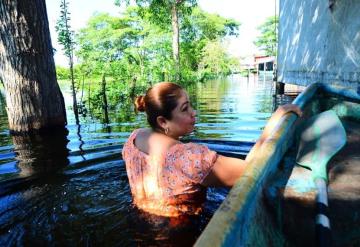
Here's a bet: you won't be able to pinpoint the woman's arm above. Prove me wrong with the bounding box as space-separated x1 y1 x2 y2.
201 155 248 187
202 104 302 187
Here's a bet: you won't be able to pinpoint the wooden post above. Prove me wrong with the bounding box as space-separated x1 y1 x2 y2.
276 81 285 95
263 63 266 81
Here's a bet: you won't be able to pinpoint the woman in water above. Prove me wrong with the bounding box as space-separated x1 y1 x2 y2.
122 82 301 217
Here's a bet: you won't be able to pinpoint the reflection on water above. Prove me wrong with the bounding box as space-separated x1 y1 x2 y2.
0 75 297 246
189 76 274 140
13 129 69 177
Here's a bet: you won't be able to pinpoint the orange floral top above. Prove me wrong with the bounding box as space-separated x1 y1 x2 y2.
122 129 217 217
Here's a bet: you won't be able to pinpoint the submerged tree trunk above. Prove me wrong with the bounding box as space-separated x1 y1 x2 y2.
171 3 180 81
0 0 66 133
88 81 91 112
12 129 69 177
57 0 78 124
69 53 79 124
130 76 137 100
101 74 109 124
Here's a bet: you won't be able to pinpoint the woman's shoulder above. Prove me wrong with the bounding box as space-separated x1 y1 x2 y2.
124 129 215 158
122 128 146 155
167 142 214 156
126 128 143 140
126 128 151 143
126 128 180 155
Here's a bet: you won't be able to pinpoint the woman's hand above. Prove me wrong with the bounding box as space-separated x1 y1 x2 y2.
275 104 302 117
246 104 302 163
263 104 302 136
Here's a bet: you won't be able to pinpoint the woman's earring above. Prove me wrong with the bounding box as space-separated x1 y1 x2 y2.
165 128 169 135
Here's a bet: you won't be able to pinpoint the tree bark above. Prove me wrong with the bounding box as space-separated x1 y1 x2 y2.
0 0 67 133
171 3 180 81
130 76 137 99
60 0 79 124
69 51 79 124
101 74 109 124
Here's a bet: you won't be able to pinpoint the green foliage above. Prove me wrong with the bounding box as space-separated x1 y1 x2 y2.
182 8 239 41
56 66 69 80
115 0 199 81
254 16 278 56
115 0 197 28
69 5 240 121
56 0 79 122
179 7 239 82
55 0 75 59
56 65 84 93
86 78 147 116
197 40 239 80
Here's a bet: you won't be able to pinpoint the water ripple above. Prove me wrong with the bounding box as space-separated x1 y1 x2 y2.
0 76 285 246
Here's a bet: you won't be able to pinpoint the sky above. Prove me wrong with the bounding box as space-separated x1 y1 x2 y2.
45 0 278 66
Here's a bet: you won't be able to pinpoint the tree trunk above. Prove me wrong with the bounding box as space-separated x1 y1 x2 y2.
101 74 109 124
61 0 78 124
88 80 91 112
171 3 180 81
69 52 79 124
130 76 137 99
137 50 144 79
0 0 67 133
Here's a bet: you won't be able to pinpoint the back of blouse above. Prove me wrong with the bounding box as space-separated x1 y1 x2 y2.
122 129 217 217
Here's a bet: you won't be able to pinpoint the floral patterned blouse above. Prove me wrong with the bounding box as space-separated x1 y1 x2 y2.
122 129 217 217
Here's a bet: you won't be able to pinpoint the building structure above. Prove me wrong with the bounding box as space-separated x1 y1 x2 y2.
277 0 360 94
254 55 276 73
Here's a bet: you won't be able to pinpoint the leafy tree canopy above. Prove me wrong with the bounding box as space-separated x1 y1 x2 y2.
76 6 240 83
182 7 239 42
115 0 197 27
61 4 242 122
55 0 75 59
254 16 278 56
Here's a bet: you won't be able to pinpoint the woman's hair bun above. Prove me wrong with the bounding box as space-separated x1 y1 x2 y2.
135 95 146 112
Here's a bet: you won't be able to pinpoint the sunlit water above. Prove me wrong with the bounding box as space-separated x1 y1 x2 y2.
0 75 296 246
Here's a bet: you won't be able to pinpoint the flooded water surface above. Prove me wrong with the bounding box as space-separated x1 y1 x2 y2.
0 75 291 246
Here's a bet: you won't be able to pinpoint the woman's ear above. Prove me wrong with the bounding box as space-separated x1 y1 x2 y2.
156 116 168 130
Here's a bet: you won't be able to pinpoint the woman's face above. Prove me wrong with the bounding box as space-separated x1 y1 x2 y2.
166 90 196 138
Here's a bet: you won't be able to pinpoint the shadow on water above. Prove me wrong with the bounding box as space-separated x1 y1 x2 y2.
13 130 70 177
0 128 220 246
0 75 288 246
0 129 70 196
